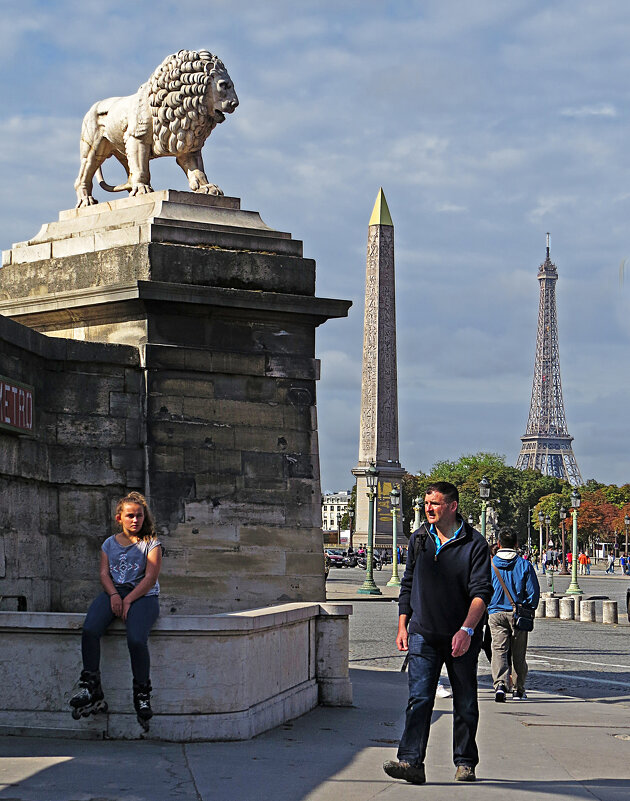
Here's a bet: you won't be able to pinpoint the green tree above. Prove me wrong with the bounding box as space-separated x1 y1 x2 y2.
407 452 569 544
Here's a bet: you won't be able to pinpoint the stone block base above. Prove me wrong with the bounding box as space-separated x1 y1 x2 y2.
0 602 352 741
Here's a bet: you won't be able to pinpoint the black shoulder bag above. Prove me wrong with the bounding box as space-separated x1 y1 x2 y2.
491 562 535 632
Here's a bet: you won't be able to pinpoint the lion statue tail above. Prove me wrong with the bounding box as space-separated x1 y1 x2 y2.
96 166 131 194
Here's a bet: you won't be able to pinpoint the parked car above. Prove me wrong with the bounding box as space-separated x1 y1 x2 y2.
325 548 350 568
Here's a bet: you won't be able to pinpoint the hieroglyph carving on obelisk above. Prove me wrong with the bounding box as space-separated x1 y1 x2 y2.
352 189 405 546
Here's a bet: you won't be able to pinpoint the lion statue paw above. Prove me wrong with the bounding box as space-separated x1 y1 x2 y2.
196 184 224 196
129 184 154 197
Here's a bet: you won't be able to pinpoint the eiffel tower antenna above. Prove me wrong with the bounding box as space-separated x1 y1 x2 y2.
516 236 583 486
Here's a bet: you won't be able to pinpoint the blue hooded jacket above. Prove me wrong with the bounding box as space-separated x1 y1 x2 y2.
488 549 540 614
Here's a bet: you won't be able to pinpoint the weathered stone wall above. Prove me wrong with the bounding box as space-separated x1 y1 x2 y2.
0 193 351 615
0 313 143 612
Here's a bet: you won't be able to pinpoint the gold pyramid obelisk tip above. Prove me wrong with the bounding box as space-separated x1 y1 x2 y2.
369 188 393 227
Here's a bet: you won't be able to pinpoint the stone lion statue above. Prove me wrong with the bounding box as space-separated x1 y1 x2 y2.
74 49 238 208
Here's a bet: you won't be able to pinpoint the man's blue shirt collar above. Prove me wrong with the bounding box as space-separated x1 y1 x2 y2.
429 520 464 555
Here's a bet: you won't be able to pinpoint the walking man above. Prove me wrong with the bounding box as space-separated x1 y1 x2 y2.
489 528 540 702
383 482 491 785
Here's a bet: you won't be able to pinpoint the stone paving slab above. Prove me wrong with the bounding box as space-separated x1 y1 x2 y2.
2 666 630 801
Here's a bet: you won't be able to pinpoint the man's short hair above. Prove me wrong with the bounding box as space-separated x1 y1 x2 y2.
425 481 459 505
498 528 517 549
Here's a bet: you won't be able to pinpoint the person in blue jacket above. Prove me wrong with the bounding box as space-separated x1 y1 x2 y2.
489 528 540 702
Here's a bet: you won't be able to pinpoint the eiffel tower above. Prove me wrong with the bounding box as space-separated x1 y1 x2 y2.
516 235 583 486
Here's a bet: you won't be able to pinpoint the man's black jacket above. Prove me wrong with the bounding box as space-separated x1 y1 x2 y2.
398 519 492 645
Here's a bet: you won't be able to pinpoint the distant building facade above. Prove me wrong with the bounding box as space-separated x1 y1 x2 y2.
322 491 352 532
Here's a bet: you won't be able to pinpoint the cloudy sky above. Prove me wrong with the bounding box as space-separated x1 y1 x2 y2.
1 1 629 492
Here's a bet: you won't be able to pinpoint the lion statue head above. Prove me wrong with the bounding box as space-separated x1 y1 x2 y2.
147 49 239 157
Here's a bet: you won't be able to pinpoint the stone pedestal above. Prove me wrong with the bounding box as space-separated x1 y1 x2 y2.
0 192 351 615
0 603 352 741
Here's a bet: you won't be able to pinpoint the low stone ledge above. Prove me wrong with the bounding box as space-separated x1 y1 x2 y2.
0 602 352 741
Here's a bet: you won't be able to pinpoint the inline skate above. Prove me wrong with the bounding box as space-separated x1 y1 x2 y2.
133 679 153 731
70 670 107 719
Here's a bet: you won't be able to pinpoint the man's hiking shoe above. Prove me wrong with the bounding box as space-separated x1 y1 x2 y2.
512 689 527 700
383 760 426 784
455 765 476 782
494 683 506 702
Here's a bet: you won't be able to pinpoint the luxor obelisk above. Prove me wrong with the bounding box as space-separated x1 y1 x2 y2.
352 189 405 549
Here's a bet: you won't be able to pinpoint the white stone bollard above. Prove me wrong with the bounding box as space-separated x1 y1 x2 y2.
545 597 559 618
603 600 618 624
572 596 582 618
559 597 574 620
580 600 596 622
535 600 546 618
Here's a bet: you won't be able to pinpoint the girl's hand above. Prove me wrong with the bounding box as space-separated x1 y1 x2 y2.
110 593 123 617
122 596 132 622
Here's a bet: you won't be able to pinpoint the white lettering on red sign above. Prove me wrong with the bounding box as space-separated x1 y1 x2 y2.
0 380 33 432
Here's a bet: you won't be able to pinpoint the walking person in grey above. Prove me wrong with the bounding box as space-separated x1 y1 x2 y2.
382 482 492 785
489 528 540 702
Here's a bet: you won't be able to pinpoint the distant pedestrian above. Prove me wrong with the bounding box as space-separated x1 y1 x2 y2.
606 554 615 574
489 528 540 702
578 552 587 575
586 555 591 575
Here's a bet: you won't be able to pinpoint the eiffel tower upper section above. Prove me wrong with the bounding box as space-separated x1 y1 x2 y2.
516 236 583 486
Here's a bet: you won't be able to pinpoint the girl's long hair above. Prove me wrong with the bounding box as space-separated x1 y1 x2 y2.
115 491 156 542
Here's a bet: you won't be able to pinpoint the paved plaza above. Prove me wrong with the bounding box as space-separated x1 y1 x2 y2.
1 563 629 800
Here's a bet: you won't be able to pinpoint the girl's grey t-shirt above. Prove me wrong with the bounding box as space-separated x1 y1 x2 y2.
102 535 160 596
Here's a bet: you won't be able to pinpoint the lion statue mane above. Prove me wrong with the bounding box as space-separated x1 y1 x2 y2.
74 49 239 208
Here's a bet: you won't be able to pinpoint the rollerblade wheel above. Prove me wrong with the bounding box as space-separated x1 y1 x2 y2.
71 709 81 720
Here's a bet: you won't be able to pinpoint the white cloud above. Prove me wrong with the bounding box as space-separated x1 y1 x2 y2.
560 104 618 118
2 0 630 490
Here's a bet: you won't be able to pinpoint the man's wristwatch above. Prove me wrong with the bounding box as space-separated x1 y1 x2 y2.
460 626 474 637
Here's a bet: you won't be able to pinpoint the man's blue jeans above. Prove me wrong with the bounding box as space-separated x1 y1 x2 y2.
81 589 160 684
397 633 480 768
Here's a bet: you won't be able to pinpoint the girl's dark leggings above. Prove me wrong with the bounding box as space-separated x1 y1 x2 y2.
81 588 159 684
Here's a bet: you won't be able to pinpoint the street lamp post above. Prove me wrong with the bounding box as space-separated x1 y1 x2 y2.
348 506 355 550
545 515 551 548
413 496 422 533
358 463 382 595
624 514 630 566
538 511 545 569
559 506 568 574
337 513 341 547
567 488 582 595
479 477 490 542
387 485 401 587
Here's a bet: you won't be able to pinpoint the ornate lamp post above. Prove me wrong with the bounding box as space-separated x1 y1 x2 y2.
567 488 582 595
387 485 401 587
545 515 551 548
625 514 630 566
559 506 568 574
538 511 545 565
348 506 355 549
358 463 382 595
479 477 490 542
413 496 422 533
336 512 341 547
